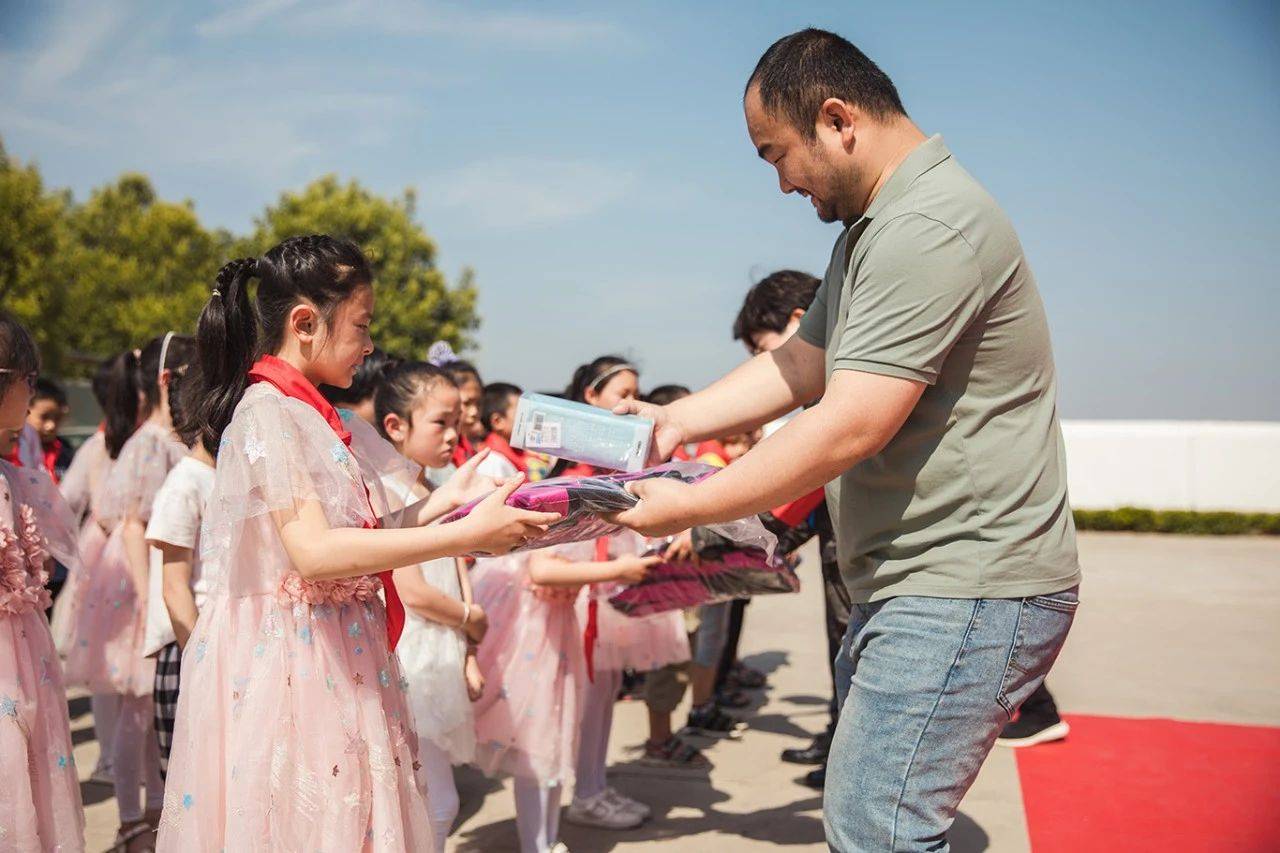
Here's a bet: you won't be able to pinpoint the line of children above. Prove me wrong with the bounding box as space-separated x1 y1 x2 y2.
62 332 195 848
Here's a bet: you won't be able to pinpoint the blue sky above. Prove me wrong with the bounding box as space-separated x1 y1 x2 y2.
3 0 1278 419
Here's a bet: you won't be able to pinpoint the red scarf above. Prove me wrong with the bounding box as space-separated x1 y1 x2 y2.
248 354 406 650
451 435 476 469
583 536 610 683
481 432 528 474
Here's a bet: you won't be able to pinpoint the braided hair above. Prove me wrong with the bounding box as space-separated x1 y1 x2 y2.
190 235 373 454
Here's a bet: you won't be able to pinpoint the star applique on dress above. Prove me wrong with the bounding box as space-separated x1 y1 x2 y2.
244 432 267 464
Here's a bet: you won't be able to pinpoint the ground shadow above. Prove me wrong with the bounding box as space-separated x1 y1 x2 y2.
951 811 990 852
80 779 115 807
779 693 829 706
453 764 505 833
453 772 826 851
67 694 92 721
70 723 97 747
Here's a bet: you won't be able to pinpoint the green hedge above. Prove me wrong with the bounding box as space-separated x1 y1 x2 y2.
1073 507 1280 536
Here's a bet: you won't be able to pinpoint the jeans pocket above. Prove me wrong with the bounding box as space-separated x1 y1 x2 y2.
996 587 1079 716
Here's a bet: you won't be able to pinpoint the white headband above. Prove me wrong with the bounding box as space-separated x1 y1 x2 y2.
591 362 638 391
158 331 175 384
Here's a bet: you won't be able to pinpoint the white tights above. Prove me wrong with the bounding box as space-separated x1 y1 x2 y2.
113 693 163 822
512 778 563 853
417 738 459 853
573 667 621 802
91 693 120 775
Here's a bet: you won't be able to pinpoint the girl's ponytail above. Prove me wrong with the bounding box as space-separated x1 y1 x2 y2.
191 258 260 455
103 349 141 459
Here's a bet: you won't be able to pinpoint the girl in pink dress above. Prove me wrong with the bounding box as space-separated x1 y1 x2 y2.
156 236 557 852
0 311 86 852
62 333 194 848
52 350 142 786
470 541 653 853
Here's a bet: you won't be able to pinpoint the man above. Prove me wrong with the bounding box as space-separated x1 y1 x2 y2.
734 269 851 789
613 29 1080 851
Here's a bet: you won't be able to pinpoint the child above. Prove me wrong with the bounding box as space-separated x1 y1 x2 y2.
143 357 214 780
432 345 485 466
156 237 557 851
63 331 195 849
559 357 690 830
0 311 86 852
478 381 527 478
52 350 141 786
470 543 654 852
21 378 75 482
373 360 490 850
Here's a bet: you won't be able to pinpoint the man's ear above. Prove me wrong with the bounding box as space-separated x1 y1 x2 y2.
819 97 858 148
790 307 807 324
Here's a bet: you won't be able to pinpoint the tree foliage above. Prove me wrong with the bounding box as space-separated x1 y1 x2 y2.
0 142 478 376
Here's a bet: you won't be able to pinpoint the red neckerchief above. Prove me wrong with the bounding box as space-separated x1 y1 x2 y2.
41 438 63 483
583 536 610 683
481 432 528 474
451 435 476 469
248 354 405 651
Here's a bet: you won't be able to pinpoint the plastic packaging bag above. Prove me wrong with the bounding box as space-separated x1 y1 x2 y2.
607 528 800 617
510 393 653 473
440 461 777 558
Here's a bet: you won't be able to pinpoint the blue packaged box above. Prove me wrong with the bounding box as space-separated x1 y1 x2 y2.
510 393 653 473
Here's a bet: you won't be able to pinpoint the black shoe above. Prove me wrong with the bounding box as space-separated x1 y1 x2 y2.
781 734 830 765
996 712 1070 748
800 765 826 790
684 703 747 738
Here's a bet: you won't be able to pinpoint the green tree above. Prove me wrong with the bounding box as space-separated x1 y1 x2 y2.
240 175 478 357
0 142 72 372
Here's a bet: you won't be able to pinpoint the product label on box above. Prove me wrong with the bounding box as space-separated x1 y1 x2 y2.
525 412 562 449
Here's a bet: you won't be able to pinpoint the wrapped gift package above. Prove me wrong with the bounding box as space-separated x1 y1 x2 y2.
510 392 653 473
440 461 776 558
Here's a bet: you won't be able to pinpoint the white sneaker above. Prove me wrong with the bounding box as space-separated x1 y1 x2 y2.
565 791 643 830
550 843 571 853
604 786 651 821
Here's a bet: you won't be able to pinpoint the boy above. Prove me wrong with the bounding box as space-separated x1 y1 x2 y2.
477 381 528 477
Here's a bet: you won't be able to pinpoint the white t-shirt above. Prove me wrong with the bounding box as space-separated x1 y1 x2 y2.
143 455 216 656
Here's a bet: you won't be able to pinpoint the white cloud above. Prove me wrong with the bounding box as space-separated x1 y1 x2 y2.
428 157 637 228
20 1 130 93
194 0 304 38
194 0 623 48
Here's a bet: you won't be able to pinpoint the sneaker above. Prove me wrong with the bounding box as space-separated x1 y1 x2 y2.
604 786 651 820
639 735 712 771
996 714 1070 748
781 732 831 765
565 791 643 830
800 764 826 790
550 843 571 853
684 703 747 739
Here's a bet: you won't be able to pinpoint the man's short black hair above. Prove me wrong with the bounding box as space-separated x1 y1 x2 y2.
645 384 691 407
747 28 905 138
32 377 67 407
732 269 821 342
481 382 522 434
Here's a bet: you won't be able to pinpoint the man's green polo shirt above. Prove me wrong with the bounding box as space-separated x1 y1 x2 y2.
797 134 1080 602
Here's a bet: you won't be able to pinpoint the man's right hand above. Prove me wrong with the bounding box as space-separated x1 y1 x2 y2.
612 399 685 465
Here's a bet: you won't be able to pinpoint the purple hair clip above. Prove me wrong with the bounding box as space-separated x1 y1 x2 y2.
427 340 459 367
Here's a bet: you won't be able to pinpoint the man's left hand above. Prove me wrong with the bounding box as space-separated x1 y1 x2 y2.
608 478 703 538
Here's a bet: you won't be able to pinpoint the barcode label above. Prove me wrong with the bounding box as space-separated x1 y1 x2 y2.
526 414 562 449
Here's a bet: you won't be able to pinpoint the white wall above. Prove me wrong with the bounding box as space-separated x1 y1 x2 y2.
1061 421 1280 512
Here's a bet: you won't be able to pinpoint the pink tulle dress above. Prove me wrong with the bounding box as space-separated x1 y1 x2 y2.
157 384 433 852
61 421 187 695
50 429 114 652
575 532 690 673
470 550 586 785
0 459 86 852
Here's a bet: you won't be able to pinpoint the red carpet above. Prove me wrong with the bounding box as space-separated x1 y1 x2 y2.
1016 714 1280 852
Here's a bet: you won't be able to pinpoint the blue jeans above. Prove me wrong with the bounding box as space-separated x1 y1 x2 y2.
824 588 1078 851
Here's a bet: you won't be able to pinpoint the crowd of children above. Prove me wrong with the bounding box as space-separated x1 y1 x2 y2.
0 237 860 853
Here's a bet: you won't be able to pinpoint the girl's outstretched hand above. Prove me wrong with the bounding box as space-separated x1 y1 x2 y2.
459 475 561 556
435 447 501 510
610 553 662 585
